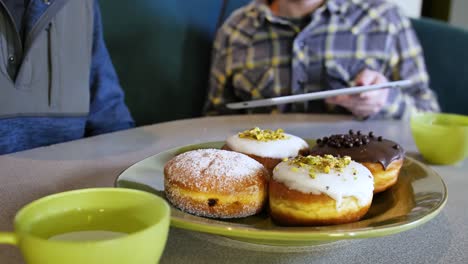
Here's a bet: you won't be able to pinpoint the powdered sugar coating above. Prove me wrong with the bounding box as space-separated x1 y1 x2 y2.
165 149 267 194
164 149 268 218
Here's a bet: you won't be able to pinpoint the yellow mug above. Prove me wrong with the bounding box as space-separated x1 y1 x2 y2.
0 188 170 264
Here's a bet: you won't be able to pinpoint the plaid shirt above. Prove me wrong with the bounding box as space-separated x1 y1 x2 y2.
204 0 440 119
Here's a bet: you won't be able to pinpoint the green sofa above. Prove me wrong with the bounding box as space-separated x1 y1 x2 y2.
101 1 468 126
411 18 468 116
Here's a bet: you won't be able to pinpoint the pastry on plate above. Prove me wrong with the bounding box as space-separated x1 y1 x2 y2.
164 149 268 218
310 130 404 193
269 155 374 226
223 127 309 174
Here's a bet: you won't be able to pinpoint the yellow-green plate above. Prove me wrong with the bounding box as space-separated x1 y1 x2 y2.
115 141 447 246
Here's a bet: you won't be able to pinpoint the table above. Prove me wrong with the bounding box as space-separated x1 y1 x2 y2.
0 114 466 264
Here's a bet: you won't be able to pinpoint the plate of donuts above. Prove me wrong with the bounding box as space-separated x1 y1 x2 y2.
116 128 447 246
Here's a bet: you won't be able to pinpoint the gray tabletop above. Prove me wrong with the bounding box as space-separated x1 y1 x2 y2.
0 114 466 264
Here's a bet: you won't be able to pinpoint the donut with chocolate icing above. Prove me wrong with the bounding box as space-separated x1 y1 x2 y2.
164 149 268 218
223 127 309 174
269 155 374 226
310 130 404 193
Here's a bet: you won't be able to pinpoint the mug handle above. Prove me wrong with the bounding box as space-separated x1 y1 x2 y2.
0 232 17 245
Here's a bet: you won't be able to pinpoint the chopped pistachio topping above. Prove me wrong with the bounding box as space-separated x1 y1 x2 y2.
286 155 352 179
238 127 289 141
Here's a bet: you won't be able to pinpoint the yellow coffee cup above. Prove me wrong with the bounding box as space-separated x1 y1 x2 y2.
0 188 170 264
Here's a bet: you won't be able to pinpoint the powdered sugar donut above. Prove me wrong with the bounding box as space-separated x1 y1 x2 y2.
164 149 268 218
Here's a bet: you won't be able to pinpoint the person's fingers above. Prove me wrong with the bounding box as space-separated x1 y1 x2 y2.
331 96 361 109
375 74 388 84
335 95 352 102
326 77 389 117
325 97 336 104
355 69 388 86
359 89 380 99
359 87 389 100
355 69 378 86
332 95 385 117
326 95 351 104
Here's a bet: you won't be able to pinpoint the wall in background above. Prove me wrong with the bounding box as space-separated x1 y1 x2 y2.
421 0 451 21
450 0 468 30
388 0 422 17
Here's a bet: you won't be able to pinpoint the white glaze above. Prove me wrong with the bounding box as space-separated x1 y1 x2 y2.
226 133 308 159
273 160 374 210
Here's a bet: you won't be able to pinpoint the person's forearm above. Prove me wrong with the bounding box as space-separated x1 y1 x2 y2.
86 0 134 135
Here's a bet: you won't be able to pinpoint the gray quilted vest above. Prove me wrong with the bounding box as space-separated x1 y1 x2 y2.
0 0 93 118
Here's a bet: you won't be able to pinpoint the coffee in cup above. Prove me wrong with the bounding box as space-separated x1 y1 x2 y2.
0 188 170 264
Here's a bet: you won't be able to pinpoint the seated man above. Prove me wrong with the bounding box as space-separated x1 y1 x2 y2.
0 0 134 154
204 0 440 119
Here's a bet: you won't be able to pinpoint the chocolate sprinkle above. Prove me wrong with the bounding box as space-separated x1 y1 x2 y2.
317 132 373 149
311 131 405 169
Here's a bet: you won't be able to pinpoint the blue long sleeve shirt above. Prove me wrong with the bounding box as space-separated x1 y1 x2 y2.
0 0 134 155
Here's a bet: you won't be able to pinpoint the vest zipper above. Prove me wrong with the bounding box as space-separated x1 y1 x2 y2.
24 0 70 53
47 22 52 106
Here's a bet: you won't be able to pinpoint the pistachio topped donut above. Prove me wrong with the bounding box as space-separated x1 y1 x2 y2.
269 155 374 226
223 127 309 174
310 130 405 193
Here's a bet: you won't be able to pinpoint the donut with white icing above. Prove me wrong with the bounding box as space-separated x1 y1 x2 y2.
223 128 309 174
269 155 374 226
164 149 268 218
